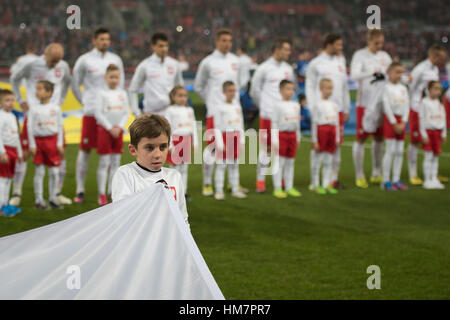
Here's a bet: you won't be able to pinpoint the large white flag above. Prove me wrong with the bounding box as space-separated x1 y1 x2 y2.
0 184 224 300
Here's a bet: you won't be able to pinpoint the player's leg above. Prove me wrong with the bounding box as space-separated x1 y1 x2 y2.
273 156 287 198
256 118 271 193
97 154 111 205
202 116 215 196
382 139 395 190
354 106 369 187
108 153 122 198
422 151 433 188
34 164 46 208
229 162 246 198
322 152 334 191
407 110 422 185
214 162 226 200
10 118 30 206
392 140 407 190
331 146 341 186
48 166 62 209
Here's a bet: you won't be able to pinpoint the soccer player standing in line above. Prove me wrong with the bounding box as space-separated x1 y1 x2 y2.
250 38 295 193
407 44 447 185
194 29 242 197
305 34 351 190
72 27 126 203
350 29 392 188
129 32 184 116
10 43 71 206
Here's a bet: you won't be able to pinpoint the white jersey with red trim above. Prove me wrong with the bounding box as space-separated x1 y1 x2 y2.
95 88 130 131
350 47 392 108
72 48 125 116
10 56 71 108
311 98 340 143
410 59 439 112
0 109 22 157
111 163 188 225
213 102 245 149
164 106 199 148
250 57 295 119
194 50 240 117
382 82 410 124
27 102 64 149
419 97 447 139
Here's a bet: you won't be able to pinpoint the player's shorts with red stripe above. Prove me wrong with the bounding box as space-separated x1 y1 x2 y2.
218 131 241 160
259 117 271 147
167 135 192 165
96 125 123 155
80 115 98 150
34 134 61 167
20 117 29 150
205 116 215 145
409 110 421 142
278 131 298 158
356 106 383 139
0 146 18 178
445 97 450 129
422 129 443 155
318 124 337 154
383 115 406 140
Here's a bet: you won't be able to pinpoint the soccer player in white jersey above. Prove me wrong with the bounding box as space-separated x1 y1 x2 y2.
111 114 189 226
420 81 447 190
129 32 184 116
10 42 38 82
164 85 199 202
194 29 241 197
10 43 71 206
305 33 351 190
213 81 246 200
28 81 64 209
94 65 129 206
408 44 447 185
0 89 23 217
236 47 253 90
250 38 295 193
350 29 392 188
72 27 125 204
270 80 301 199
381 63 410 191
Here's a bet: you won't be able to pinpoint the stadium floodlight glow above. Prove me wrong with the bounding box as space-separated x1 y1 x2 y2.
203 29 210 36
19 23 26 29
176 25 183 32
442 36 448 44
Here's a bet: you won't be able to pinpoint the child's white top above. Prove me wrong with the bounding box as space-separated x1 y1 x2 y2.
270 100 301 144
382 81 410 124
213 102 245 149
27 102 63 149
419 97 447 139
0 109 22 157
311 98 340 143
409 59 439 112
95 88 130 131
111 162 188 225
164 105 199 148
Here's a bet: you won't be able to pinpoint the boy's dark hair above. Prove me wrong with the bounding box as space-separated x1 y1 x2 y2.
222 81 235 91
272 37 291 53
323 33 342 48
129 114 171 147
37 80 54 94
279 79 294 89
387 62 403 72
0 88 14 100
298 93 306 102
216 28 232 40
94 27 110 39
151 32 168 45
106 64 120 73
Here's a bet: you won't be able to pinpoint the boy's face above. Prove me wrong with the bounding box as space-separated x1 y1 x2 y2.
0 94 15 112
105 70 120 89
35 83 52 100
223 85 236 101
129 134 169 171
388 66 403 83
320 82 333 98
280 83 295 100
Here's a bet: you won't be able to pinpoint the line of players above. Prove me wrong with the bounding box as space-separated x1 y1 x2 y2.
0 27 449 216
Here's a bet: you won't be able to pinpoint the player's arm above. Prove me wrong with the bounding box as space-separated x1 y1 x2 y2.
342 70 352 116
193 58 209 102
305 61 318 111
212 108 224 151
249 65 264 106
10 60 31 106
128 61 146 117
95 93 113 131
442 107 447 140
382 91 396 125
27 110 37 151
175 61 185 86
56 109 64 150
270 106 280 149
350 52 372 81
190 109 199 149
118 57 126 89
418 101 428 142
71 56 86 105
311 103 319 144
0 119 6 160
296 103 301 143
402 90 410 123
59 62 72 106
111 168 134 202
119 92 131 129
409 65 422 94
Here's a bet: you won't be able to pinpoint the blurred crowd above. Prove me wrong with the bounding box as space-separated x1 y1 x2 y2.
0 0 448 71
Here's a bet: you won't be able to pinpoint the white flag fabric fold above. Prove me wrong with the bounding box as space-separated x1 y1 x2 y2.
0 184 224 300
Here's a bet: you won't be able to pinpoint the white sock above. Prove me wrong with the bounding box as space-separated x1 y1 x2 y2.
0 177 7 206
12 161 27 196
382 139 395 183
322 152 333 188
331 147 341 183
353 141 365 179
5 178 11 205
284 157 295 191
48 167 59 202
407 144 418 179
57 159 66 194
34 165 45 204
214 163 226 194
228 163 239 193
392 140 405 182
272 156 286 190
423 151 433 183
431 155 439 182
203 163 214 186
76 150 90 194
310 149 317 186
108 154 121 195
97 154 111 195
257 149 269 182
371 140 384 178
